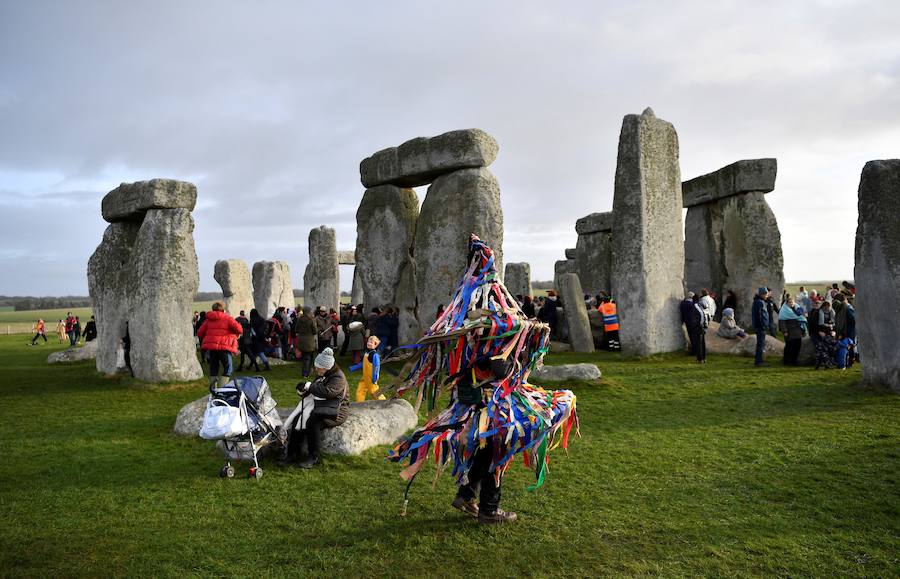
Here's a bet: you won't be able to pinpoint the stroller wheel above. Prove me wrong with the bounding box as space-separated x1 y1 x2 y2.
220 465 235 478
250 466 263 480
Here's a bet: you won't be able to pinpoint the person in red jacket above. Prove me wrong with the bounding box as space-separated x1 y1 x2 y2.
197 301 243 388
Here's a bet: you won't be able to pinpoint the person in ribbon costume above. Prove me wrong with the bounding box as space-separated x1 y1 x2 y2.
389 235 579 524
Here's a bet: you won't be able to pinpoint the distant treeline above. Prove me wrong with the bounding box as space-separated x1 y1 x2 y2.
5 289 358 310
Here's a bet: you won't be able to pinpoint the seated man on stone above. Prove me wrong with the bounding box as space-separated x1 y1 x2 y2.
716 307 747 340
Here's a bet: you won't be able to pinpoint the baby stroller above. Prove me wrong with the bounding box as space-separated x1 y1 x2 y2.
200 376 284 479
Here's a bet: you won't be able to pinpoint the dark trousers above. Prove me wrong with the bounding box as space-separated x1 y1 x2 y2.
686 326 699 355
208 350 233 377
286 412 327 460
237 344 257 371
299 351 314 377
755 331 767 365
690 329 706 361
67 331 77 347
31 333 47 344
455 440 501 515
783 338 801 365
340 330 349 355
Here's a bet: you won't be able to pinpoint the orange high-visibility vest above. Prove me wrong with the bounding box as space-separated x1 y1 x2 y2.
599 302 619 332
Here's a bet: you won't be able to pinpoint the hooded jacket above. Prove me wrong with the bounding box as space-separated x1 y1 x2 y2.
197 311 243 354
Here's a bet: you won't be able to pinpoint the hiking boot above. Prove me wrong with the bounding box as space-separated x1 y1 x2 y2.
478 508 517 524
451 496 479 518
298 455 320 469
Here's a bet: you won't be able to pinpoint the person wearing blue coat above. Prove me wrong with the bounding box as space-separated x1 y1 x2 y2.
751 287 770 367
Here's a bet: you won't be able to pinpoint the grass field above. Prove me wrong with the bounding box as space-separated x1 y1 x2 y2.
0 335 896 577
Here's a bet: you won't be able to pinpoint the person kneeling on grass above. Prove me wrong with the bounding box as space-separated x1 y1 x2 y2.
281 348 349 469
197 301 243 389
350 335 386 402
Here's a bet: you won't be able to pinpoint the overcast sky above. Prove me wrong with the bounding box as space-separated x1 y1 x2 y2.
1 0 898 295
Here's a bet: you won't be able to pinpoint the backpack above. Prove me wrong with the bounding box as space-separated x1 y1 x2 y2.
807 307 820 335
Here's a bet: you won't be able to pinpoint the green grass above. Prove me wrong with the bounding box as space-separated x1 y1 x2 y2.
0 336 897 577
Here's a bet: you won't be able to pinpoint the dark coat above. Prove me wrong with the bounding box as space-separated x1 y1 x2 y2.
308 366 350 426
680 299 701 330
751 295 769 333
249 313 268 353
293 314 318 352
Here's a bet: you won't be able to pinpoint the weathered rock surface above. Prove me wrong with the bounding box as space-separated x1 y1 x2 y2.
252 261 293 318
854 159 900 391
504 262 532 298
360 129 499 188
611 108 686 355
350 267 364 305
355 185 420 343
214 259 253 316
575 212 614 235
575 229 613 295
337 250 356 265
129 208 202 382
304 226 340 313
683 160 784 329
88 221 140 375
101 179 197 223
558 273 595 353
173 396 209 437
682 159 777 207
684 322 785 357
587 309 605 348
415 168 503 333
797 336 816 365
48 340 98 364
531 363 601 382
176 396 418 455
553 259 575 292
564 248 578 260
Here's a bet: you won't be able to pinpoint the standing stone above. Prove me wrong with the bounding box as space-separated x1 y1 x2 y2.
356 185 420 344
504 262 533 298
415 168 503 333
252 261 293 318
350 267 364 305
88 221 140 375
574 211 614 295
855 160 900 392
360 129 499 188
129 208 202 382
611 108 685 355
558 273 595 353
304 226 340 313
683 159 783 328
213 259 253 315
554 259 574 293
88 179 202 382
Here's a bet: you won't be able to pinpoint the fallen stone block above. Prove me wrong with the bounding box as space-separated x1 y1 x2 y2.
47 340 98 364
531 363 601 382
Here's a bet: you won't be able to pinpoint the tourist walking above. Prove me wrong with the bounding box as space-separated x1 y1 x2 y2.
293 306 318 377
281 348 349 469
346 315 366 365
64 312 77 347
235 311 256 372
249 309 272 371
779 296 807 365
752 287 770 367
197 301 243 389
680 293 700 356
56 319 66 343
329 308 340 348
73 316 82 344
315 307 331 352
82 316 97 342
29 319 47 345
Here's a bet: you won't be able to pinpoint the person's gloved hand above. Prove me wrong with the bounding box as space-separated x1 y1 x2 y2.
296 381 311 396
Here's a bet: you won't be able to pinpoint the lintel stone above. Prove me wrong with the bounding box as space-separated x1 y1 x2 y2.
682 159 777 208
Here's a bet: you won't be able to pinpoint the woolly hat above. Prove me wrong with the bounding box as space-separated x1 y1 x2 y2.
722 307 734 318
315 347 335 370
757 287 769 296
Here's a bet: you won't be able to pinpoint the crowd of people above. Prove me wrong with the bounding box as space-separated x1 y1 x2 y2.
29 313 96 347
678 282 857 369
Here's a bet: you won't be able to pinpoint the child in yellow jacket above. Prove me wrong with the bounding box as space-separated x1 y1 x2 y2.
350 335 386 402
